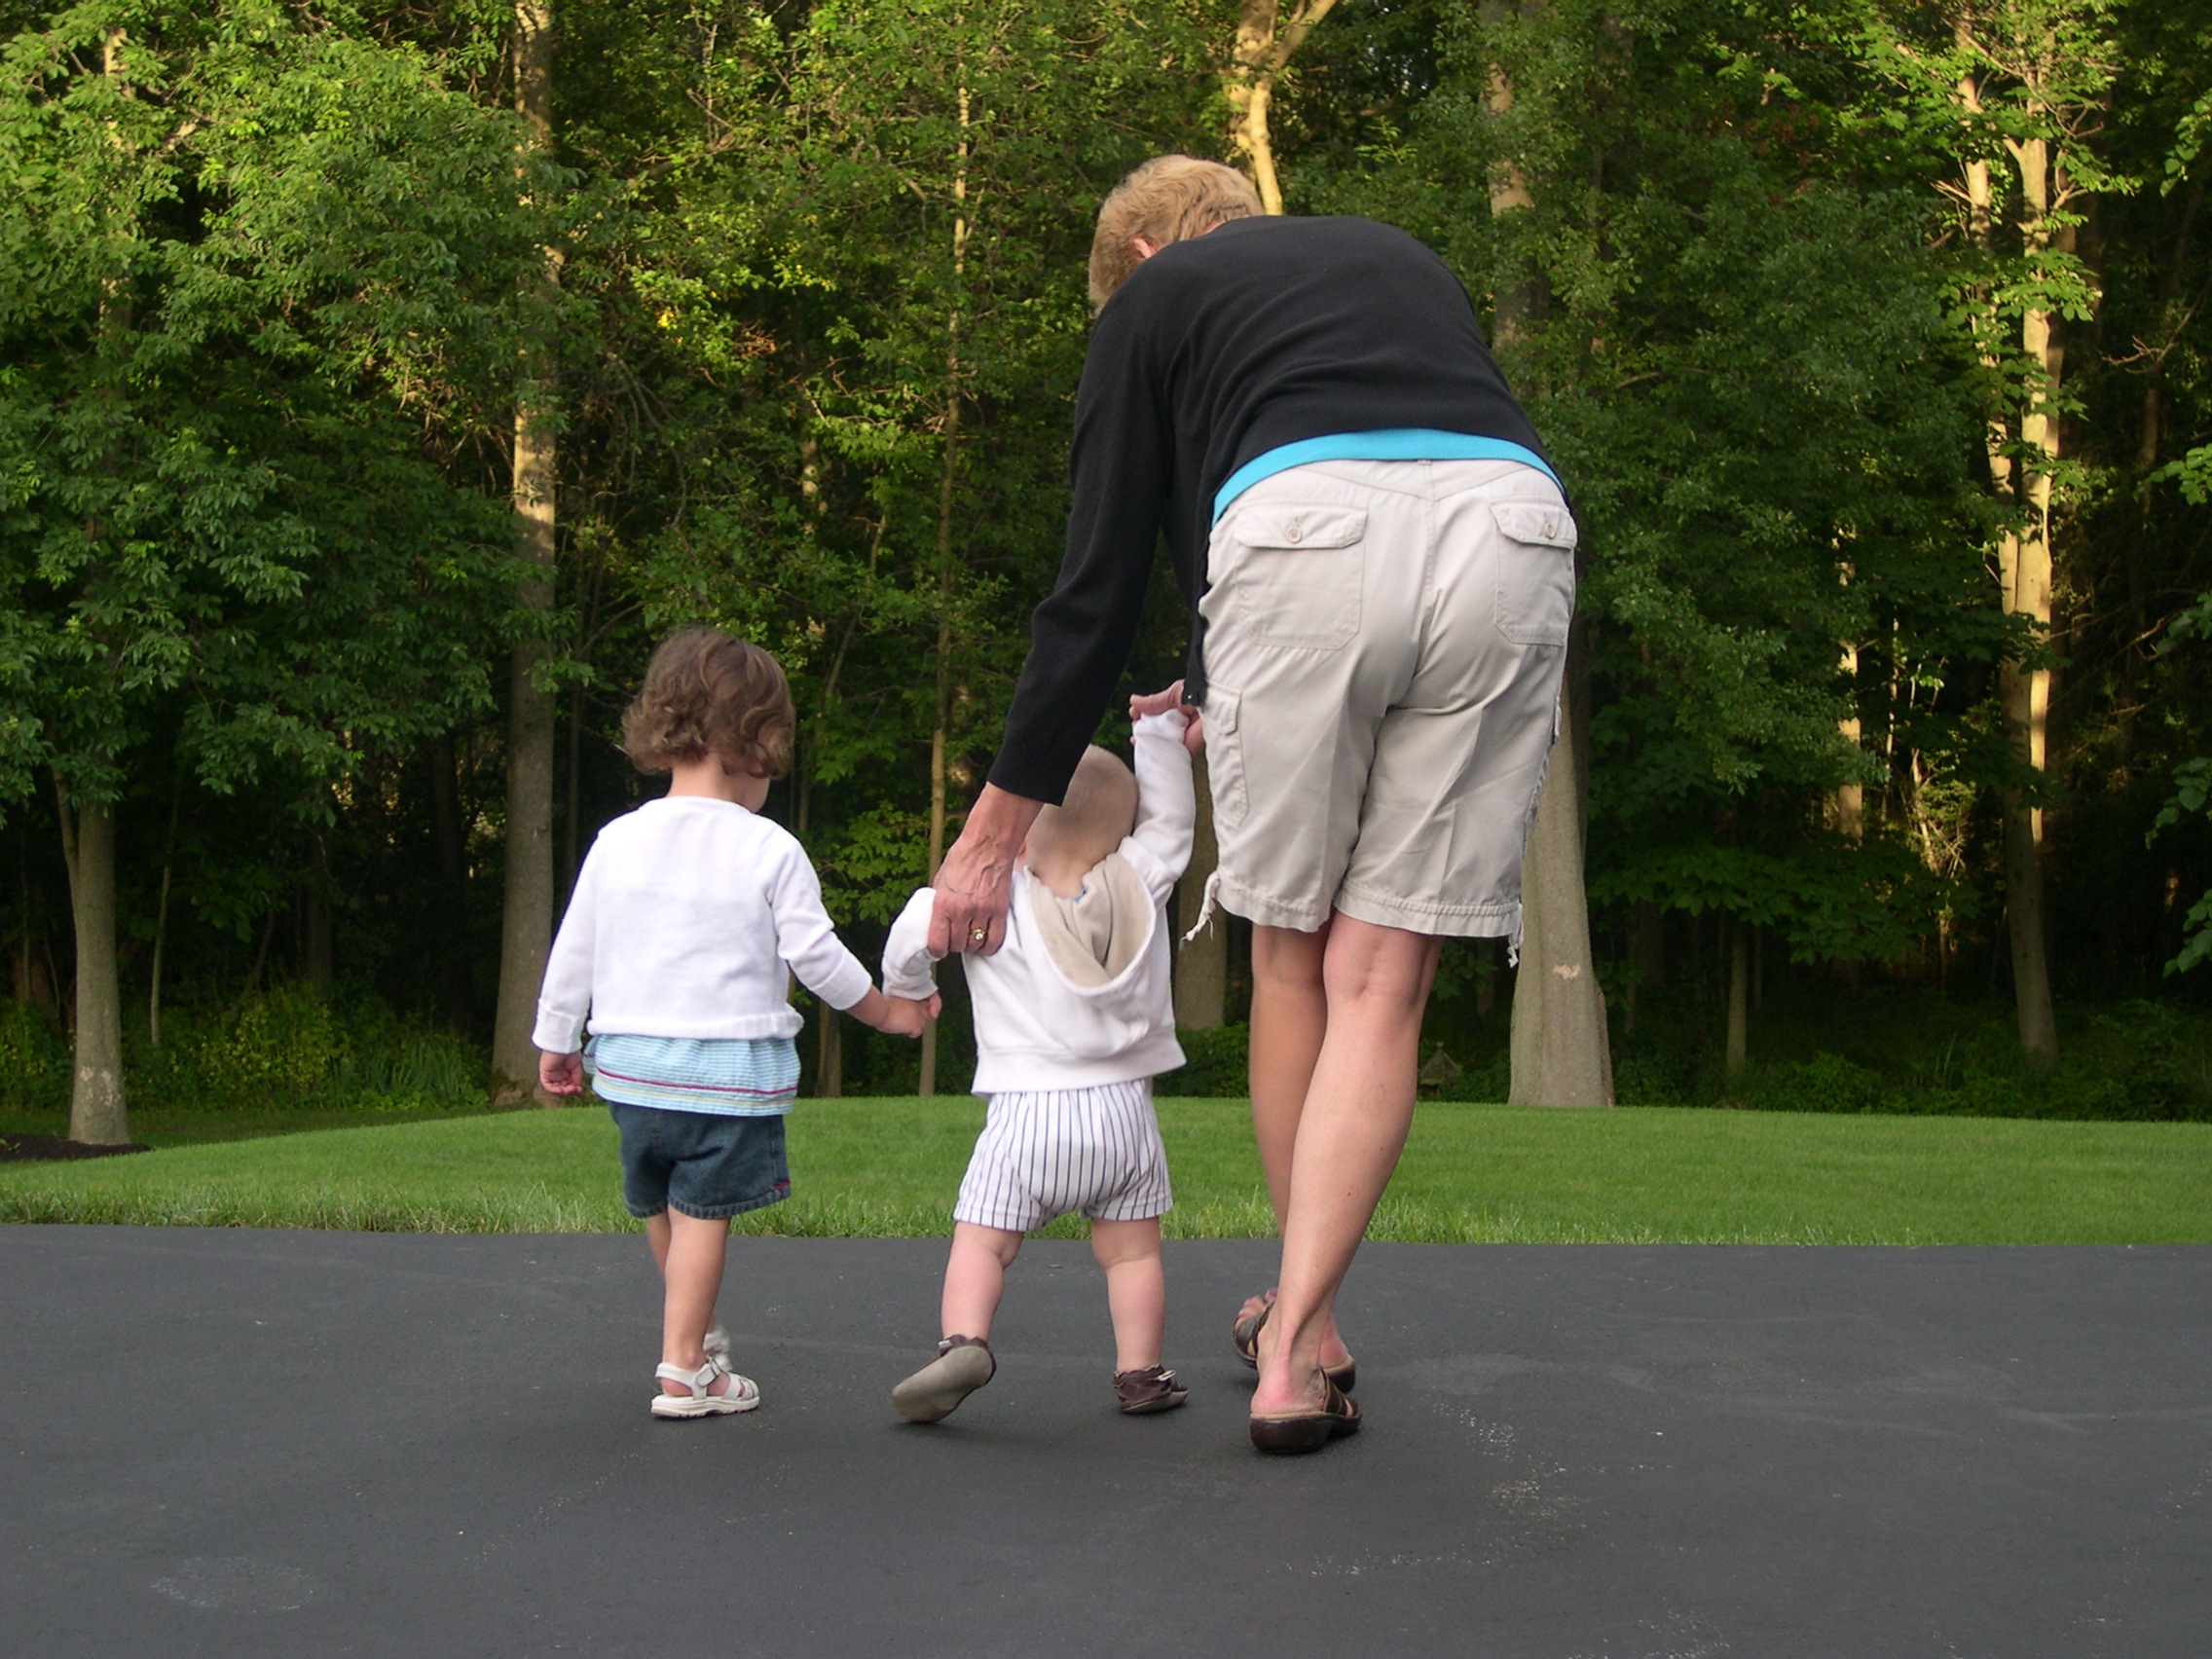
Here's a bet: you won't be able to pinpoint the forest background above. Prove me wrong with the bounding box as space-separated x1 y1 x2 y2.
3 0 2210 1149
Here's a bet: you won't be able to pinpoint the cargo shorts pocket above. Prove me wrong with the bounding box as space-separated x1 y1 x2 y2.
1228 504 1368 649
1492 500 1577 646
1202 688 1248 830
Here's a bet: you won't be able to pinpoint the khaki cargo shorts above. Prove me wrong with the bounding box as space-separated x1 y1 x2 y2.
1198 457 1575 939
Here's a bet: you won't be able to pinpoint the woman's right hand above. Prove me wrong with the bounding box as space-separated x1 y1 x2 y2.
928 784 1043 956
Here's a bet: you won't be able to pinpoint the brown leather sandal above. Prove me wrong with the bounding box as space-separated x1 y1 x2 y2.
1231 1289 1275 1368
1249 1376 1361 1455
1232 1290 1356 1395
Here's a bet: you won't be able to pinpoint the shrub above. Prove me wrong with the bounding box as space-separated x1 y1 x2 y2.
122 989 484 1115
1761 1052 1884 1115
338 1026 484 1102
1437 1052 1510 1103
1161 1024 1248 1097
1612 1051 1695 1106
216 985 350 1097
0 998 66 1113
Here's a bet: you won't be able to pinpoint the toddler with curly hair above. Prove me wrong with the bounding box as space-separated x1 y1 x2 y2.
535 625 937 1418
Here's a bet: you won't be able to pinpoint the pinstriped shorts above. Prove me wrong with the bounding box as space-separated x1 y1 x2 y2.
952 1079 1173 1234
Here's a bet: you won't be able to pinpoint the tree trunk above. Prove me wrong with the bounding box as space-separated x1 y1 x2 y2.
494 595 558 1100
1168 0 1261 1025
1999 130 2061 1070
1480 1 1541 350
1173 756 1227 1028
429 736 476 1033
1834 571 1862 838
304 831 334 994
816 1006 842 1098
1224 1 1341 214
1724 917 1749 1083
918 80 973 1101
58 793 128 1145
1509 667 1613 1106
1624 900 1662 1039
1489 6 1606 1105
1630 901 1665 987
59 30 134 1143
1957 36 2059 1070
491 0 562 1104
920 666 949 1098
562 681 583 905
148 779 179 1048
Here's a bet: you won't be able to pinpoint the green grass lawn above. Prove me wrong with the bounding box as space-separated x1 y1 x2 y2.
4 1097 2209 1243
0 1098 528 1150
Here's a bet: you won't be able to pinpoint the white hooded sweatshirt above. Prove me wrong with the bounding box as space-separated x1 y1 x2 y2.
883 712 1195 1093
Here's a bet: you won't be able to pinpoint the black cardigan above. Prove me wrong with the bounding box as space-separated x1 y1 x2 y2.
988 214 1551 804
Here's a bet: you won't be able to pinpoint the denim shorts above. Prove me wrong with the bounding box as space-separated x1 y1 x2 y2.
608 1103 791 1220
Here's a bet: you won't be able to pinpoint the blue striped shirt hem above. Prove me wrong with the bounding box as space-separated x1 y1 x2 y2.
585 1034 799 1117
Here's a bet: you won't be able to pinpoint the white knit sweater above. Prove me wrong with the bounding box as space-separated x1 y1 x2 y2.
884 712 1195 1092
533 795 873 1052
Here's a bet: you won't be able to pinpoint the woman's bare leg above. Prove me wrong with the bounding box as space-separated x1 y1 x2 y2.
1251 916 1440 1416
1246 922 1350 1372
1249 922 1329 1217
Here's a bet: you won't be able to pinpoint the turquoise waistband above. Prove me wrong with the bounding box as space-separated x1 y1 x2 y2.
1212 429 1560 522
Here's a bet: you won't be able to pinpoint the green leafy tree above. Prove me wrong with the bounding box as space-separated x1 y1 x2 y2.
566 0 1216 1088
1292 1 2000 1070
0 1 546 1138
1861 0 2129 1067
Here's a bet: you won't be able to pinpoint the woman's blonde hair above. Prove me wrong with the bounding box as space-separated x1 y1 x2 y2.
621 625 794 778
1088 155 1262 308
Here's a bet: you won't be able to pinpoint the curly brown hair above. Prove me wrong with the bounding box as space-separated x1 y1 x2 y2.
621 626 794 779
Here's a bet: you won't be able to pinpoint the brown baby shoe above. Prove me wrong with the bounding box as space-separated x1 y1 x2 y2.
1113 1364 1189 1415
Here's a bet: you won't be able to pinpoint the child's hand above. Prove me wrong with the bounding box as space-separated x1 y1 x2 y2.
850 986 940 1038
874 993 941 1039
538 1050 585 1096
1130 681 1202 754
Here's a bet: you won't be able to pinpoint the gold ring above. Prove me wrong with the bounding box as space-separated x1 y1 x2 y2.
969 927 987 942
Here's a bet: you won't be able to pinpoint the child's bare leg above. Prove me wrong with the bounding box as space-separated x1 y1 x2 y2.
659 1210 733 1395
893 1224 1010 1422
649 1210 729 1356
1091 1217 1165 1372
941 1222 1020 1339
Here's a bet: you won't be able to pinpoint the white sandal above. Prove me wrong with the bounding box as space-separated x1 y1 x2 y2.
650 1353 759 1419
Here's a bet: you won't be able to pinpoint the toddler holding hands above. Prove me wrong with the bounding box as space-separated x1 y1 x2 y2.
536 626 937 1418
881 684 1198 1421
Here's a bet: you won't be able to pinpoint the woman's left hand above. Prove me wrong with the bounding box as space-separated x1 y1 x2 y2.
1129 681 1203 754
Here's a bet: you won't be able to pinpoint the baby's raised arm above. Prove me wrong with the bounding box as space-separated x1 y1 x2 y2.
1124 706 1197 900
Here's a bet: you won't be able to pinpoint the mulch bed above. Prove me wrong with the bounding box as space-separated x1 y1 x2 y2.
0 1134 151 1164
